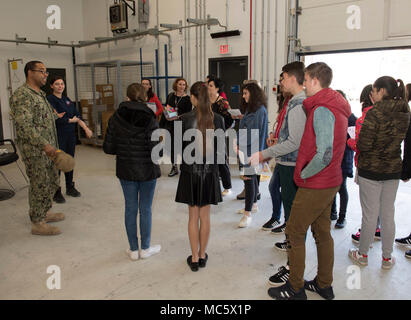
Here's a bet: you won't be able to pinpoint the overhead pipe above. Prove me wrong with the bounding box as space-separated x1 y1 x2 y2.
184 0 188 79
0 19 223 50
273 0 278 86
199 0 203 81
0 37 73 48
253 0 257 80
261 0 265 87
187 0 191 83
156 0 160 51
266 0 271 94
203 0 207 80
249 0 252 78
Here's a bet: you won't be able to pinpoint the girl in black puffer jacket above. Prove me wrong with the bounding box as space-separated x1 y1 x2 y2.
103 83 162 261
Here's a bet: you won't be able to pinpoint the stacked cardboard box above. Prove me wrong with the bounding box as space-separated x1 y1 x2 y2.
79 92 102 129
96 84 115 110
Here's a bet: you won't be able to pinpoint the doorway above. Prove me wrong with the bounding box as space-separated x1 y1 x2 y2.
209 56 248 109
303 49 411 117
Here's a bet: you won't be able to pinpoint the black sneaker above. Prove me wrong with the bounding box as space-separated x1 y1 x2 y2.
374 228 381 241
274 241 288 252
168 165 179 177
262 219 281 231
271 223 286 234
268 281 307 300
406 250 411 259
66 183 81 197
304 278 335 300
395 233 411 247
352 229 361 244
268 266 290 287
330 212 338 221
335 218 346 229
257 193 261 201
53 188 66 203
352 228 381 244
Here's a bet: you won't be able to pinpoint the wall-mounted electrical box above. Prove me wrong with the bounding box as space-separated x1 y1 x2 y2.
110 2 128 34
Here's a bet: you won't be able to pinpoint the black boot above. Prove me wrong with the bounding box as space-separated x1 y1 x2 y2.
53 187 66 203
335 213 346 229
66 182 81 197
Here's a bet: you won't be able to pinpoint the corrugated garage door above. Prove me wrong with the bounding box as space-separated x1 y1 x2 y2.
296 0 411 54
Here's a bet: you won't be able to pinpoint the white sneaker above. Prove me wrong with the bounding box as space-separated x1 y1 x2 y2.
382 256 395 270
140 245 161 259
237 206 258 215
238 215 252 228
222 189 232 196
348 248 368 266
126 249 139 261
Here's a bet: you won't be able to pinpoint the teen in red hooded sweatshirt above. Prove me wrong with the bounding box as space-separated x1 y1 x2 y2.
268 62 351 301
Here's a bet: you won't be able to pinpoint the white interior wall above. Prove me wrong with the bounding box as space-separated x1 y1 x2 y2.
81 0 289 127
0 0 85 140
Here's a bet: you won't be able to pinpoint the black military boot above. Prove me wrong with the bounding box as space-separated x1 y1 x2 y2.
66 182 81 197
53 187 66 203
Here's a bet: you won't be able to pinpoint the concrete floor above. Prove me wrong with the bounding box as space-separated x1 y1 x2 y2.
0 144 410 300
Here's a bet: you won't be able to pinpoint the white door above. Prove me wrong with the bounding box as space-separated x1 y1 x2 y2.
297 0 411 54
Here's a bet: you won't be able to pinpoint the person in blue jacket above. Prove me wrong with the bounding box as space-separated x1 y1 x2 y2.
236 82 268 228
47 76 93 203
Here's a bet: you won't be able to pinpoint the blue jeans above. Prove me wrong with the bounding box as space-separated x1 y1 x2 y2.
120 179 157 251
269 164 283 221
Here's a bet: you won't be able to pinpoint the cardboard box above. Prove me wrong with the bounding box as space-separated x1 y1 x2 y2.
96 84 115 106
96 84 114 93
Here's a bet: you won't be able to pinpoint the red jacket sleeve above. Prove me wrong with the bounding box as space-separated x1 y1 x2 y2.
151 94 164 117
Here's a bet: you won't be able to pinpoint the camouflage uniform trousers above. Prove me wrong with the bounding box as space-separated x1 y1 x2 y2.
23 154 60 223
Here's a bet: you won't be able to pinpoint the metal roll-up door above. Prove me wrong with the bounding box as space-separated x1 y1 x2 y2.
295 0 411 55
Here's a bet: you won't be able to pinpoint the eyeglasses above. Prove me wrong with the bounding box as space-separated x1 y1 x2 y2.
31 70 49 75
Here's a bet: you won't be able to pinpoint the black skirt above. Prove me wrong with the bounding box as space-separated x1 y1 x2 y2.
175 168 222 207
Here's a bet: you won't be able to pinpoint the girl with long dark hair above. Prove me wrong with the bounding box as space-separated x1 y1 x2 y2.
236 83 268 228
141 78 163 119
349 76 410 269
175 81 225 272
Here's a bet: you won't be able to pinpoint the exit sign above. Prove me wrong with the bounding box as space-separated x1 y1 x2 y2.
219 44 231 55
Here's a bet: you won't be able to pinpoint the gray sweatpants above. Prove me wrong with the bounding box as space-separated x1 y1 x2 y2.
358 176 399 259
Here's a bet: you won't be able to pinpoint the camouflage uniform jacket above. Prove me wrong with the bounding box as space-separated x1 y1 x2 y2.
357 99 410 181
9 83 59 160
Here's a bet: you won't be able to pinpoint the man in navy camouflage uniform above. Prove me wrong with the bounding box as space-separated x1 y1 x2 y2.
10 61 65 235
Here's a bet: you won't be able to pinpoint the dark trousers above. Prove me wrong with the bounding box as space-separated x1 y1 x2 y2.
331 175 348 217
277 164 297 222
58 132 76 189
244 175 258 212
219 161 232 190
269 165 283 221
